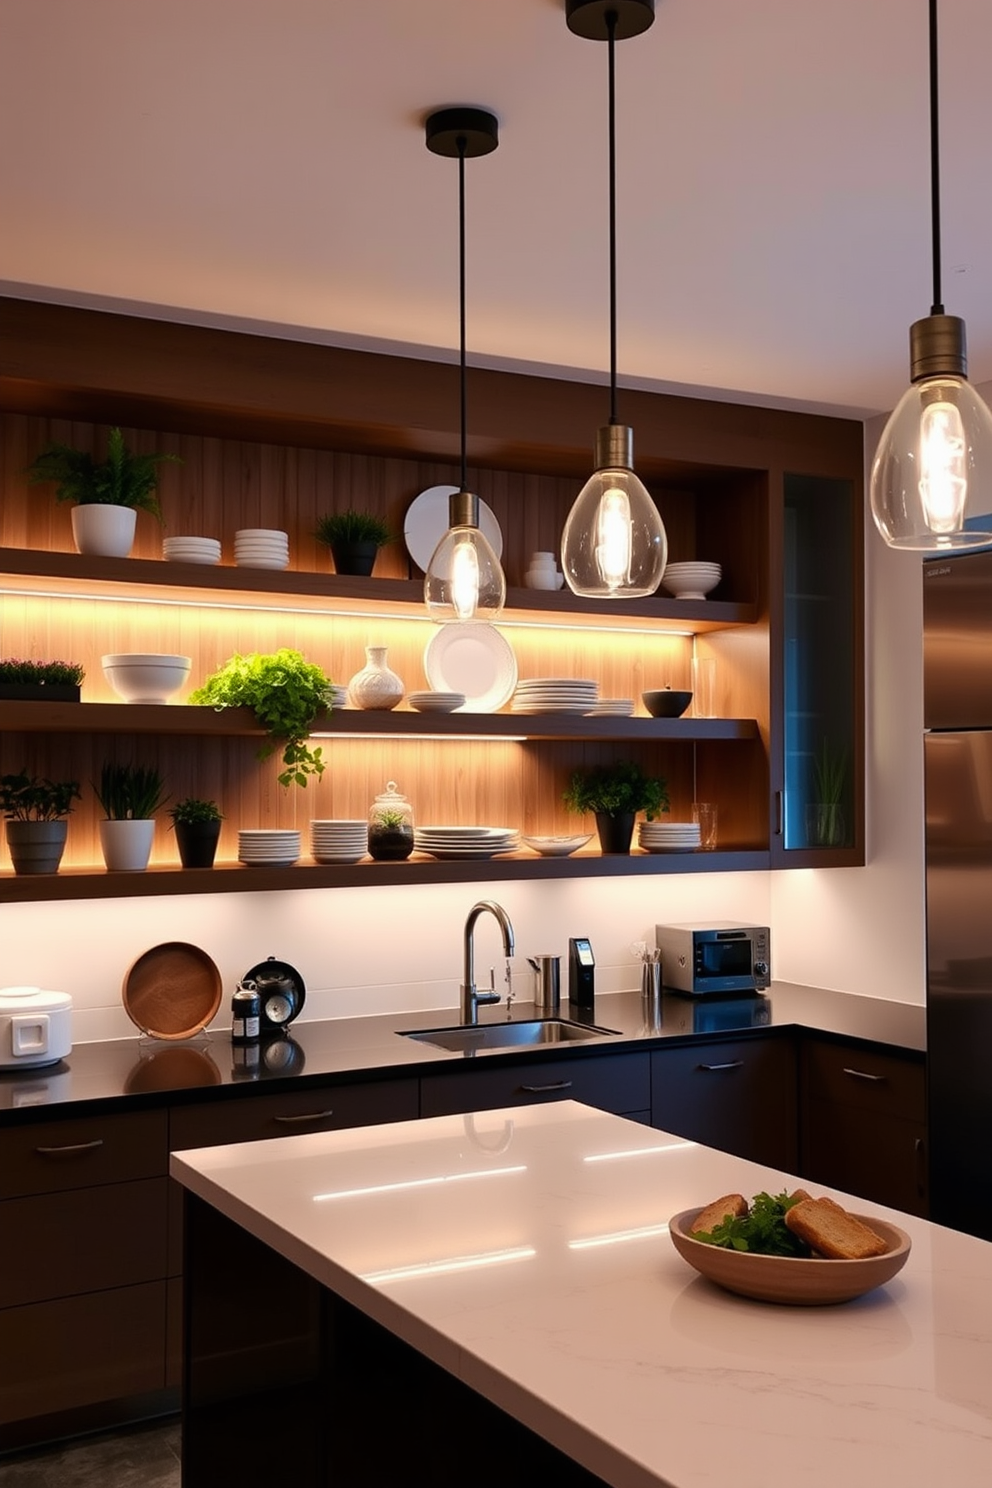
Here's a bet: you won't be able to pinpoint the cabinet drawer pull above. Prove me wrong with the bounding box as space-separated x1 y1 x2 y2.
841 1067 887 1083
697 1061 744 1072
272 1109 335 1125
519 1080 573 1094
35 1139 105 1156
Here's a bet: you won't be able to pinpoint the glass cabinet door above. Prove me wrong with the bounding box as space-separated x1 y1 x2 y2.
778 473 862 861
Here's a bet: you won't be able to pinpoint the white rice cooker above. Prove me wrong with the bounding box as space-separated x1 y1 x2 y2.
0 987 73 1069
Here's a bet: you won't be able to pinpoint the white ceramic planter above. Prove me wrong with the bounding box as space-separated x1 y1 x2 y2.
99 818 156 872
71 504 138 559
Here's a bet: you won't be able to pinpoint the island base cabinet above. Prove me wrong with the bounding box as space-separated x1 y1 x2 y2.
183 1194 609 1488
650 1035 799 1171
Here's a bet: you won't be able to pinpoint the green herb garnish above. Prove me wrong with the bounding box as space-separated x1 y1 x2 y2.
693 1190 812 1257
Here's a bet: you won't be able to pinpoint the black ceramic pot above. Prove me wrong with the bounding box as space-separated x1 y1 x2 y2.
175 818 222 869
330 540 379 577
594 811 635 855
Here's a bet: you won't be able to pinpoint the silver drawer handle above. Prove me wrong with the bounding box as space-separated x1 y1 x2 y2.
519 1080 573 1094
35 1139 105 1155
272 1109 335 1125
842 1067 887 1083
698 1061 744 1072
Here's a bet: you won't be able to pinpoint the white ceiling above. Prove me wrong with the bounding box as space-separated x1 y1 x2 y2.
2 0 991 420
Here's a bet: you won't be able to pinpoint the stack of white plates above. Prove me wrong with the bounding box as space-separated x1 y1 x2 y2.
162 535 221 565
587 698 635 717
414 825 519 860
661 561 722 601
328 684 349 709
407 691 466 713
511 678 599 715
309 820 367 864
234 528 290 570
638 821 702 853
237 829 301 867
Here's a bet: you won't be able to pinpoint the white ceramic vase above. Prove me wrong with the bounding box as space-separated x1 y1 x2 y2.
71 505 138 559
347 646 404 711
99 819 156 872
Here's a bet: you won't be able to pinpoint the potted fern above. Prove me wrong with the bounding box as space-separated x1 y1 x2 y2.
168 797 223 869
314 509 392 577
0 771 81 875
562 761 669 855
94 761 167 871
26 426 181 559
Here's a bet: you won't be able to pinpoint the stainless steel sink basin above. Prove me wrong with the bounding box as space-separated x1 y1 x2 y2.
401 1018 619 1053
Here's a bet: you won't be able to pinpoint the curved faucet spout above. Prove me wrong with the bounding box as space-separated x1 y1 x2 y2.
462 899 515 1025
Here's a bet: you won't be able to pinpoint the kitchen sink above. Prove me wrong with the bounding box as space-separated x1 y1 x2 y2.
401 1018 619 1053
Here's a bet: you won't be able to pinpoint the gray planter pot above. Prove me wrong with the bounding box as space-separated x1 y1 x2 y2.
4 819 69 875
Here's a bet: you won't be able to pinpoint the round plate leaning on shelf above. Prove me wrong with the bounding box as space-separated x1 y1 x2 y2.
668 1207 911 1305
423 622 517 713
122 941 223 1041
404 485 503 573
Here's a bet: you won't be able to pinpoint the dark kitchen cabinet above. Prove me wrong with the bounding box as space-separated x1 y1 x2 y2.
799 1035 927 1216
650 1034 799 1170
420 1051 651 1121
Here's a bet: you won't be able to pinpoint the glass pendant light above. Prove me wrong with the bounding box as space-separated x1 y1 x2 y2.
423 107 506 622
870 0 992 551
561 0 667 599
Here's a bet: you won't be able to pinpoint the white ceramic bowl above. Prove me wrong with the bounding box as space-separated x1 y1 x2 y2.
102 653 191 704
662 561 722 601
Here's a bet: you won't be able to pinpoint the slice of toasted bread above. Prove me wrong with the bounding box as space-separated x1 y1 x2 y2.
691 1193 748 1235
788 1188 814 1205
784 1198 888 1259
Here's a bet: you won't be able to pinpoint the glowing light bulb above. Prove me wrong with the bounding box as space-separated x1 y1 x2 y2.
423 493 506 623
450 536 482 619
561 430 667 600
919 399 967 533
595 485 632 591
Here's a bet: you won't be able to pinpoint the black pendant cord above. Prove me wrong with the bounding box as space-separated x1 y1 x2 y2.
929 0 944 316
458 136 469 492
607 8 618 425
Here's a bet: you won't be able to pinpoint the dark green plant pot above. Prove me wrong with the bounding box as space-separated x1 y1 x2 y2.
330 540 379 577
4 819 68 875
175 818 222 869
594 811 635 855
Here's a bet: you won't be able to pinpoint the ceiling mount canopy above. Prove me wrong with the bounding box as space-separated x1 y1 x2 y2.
560 0 668 599
869 0 992 552
422 105 506 623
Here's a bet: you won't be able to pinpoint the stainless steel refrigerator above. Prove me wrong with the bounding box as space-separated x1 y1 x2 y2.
923 548 992 1239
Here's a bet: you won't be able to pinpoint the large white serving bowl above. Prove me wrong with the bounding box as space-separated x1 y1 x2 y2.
101 653 191 704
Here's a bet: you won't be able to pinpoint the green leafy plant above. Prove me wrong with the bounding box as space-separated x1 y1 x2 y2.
314 509 392 549
26 426 181 521
694 1191 811 1257
94 762 167 820
0 659 85 687
0 771 81 821
168 797 223 826
811 738 848 806
562 761 669 820
372 807 406 830
189 649 334 788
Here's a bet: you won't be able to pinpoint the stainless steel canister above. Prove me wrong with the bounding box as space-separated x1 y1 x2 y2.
528 954 561 1015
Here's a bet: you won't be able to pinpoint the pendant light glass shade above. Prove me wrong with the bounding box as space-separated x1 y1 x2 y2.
870 317 992 549
561 425 667 597
424 491 506 621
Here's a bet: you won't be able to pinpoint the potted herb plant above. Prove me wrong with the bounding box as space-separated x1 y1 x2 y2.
562 761 669 855
314 509 392 577
0 659 85 703
168 797 224 869
94 761 168 872
26 426 182 559
0 770 80 875
189 649 334 788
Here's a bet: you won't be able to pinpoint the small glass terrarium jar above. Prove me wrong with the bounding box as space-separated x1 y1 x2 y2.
368 781 414 861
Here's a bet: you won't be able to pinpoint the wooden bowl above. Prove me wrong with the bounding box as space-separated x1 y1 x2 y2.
669 1206 911 1305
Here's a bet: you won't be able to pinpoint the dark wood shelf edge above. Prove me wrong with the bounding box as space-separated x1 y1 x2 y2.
0 850 771 901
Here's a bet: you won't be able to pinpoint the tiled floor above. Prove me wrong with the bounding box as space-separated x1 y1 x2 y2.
0 1419 180 1488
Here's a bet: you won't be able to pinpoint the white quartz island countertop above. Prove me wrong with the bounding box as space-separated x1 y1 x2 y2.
171 1101 992 1488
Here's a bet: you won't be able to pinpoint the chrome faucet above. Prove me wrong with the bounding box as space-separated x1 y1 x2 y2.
462 899 515 1025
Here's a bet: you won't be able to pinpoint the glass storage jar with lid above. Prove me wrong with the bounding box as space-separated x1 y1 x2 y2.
368 781 414 861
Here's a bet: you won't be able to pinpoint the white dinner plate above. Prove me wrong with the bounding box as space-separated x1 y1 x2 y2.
404 485 503 573
423 623 517 713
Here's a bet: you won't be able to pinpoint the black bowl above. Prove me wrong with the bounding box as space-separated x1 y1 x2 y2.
642 689 692 718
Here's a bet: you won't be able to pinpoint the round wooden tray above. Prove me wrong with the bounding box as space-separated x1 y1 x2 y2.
122 941 223 1041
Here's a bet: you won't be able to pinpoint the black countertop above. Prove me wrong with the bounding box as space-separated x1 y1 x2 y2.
0 981 925 1126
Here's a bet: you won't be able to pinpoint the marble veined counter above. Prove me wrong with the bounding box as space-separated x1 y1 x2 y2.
171 1100 991 1488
